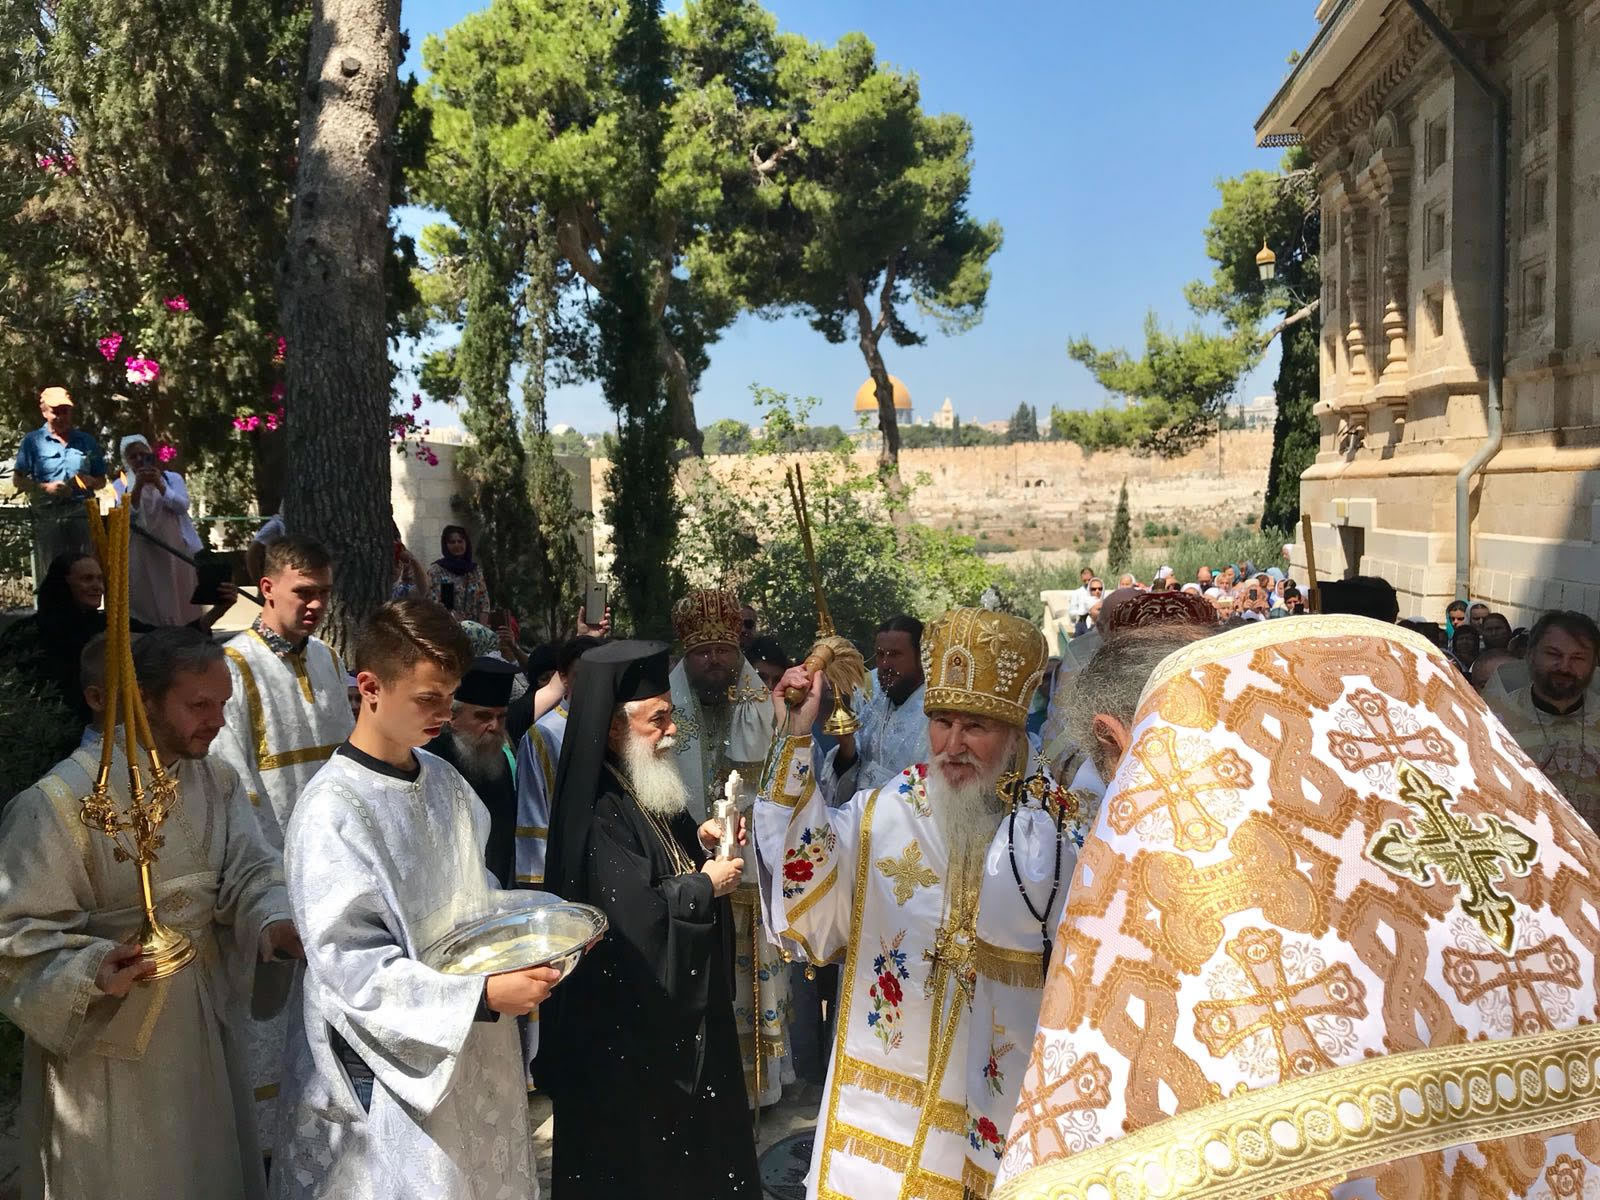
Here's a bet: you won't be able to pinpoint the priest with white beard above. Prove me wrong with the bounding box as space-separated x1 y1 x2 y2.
668 587 791 1107
756 608 1084 1200
537 640 760 1199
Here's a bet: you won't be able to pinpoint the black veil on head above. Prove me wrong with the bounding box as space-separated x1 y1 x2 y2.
543 639 671 901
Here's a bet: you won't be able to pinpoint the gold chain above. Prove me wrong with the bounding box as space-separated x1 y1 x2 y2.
609 764 699 876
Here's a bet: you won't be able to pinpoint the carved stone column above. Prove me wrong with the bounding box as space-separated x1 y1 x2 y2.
1343 209 1372 394
1363 145 1412 388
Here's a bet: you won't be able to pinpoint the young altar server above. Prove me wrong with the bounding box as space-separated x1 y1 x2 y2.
272 598 561 1199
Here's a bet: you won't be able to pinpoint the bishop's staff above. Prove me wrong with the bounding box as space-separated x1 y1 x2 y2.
781 464 869 735
77 495 196 980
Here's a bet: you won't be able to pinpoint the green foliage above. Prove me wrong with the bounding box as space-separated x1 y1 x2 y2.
738 30 1000 464
0 0 308 461
1261 319 1319 532
676 390 998 653
1106 477 1132 574
520 223 589 641
0 661 76 803
702 419 752 456
1006 402 1039 444
897 422 1002 449
1055 147 1319 465
1063 316 1256 457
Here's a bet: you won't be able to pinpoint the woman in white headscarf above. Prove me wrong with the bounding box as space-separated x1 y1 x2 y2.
112 434 205 626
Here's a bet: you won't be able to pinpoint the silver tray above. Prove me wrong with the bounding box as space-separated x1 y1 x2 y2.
420 892 608 979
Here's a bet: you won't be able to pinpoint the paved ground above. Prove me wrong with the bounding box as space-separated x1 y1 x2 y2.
0 1082 822 1199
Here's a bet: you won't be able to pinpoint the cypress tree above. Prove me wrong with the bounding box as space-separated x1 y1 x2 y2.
1107 476 1132 575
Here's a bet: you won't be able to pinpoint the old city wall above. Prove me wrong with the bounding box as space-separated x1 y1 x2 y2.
584 430 1275 572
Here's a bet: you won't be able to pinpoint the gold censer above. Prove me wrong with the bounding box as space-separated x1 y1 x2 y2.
78 499 196 980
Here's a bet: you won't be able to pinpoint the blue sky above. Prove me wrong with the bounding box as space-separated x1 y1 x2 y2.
399 0 1319 434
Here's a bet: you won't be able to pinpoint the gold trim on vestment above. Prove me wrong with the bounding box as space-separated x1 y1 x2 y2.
515 874 544 885
515 826 548 839
258 743 338 772
250 628 317 703
785 868 837 925
994 1022 1600 1200
964 1157 996 1199
224 645 270 764
975 938 1044 989
767 736 813 809
531 730 555 789
1137 614 1447 712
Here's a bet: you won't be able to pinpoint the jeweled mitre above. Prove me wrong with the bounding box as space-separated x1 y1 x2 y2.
922 607 1047 730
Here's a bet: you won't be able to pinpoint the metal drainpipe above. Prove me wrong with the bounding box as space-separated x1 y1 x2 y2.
1402 0 1507 605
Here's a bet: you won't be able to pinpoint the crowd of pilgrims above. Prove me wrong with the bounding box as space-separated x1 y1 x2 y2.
3 531 1600 1200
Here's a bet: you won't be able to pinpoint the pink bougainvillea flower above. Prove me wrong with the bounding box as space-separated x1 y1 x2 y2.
59 153 76 172
411 393 422 410
123 356 161 386
97 332 124 362
425 451 439 466
36 154 53 171
269 380 286 405
156 442 177 463
272 336 287 364
232 416 249 432
163 295 190 313
264 411 280 431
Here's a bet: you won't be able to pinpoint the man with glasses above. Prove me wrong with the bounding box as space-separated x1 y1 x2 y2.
1065 565 1095 630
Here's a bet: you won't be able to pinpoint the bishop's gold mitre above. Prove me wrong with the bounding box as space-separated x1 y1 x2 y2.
922 607 1047 730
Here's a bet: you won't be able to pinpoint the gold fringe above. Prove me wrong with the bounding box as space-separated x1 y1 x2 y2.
975 938 1044 989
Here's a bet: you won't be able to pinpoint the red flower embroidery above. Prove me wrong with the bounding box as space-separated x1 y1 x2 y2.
784 859 814 883
976 1117 1000 1147
878 972 903 1006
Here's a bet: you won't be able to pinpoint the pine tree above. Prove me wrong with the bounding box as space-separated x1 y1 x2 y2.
1107 477 1132 575
1261 317 1319 532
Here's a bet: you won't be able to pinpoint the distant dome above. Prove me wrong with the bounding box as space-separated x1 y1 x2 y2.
854 376 912 412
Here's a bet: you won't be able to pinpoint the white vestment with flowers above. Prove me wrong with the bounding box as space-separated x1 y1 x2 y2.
756 735 1084 1200
210 626 354 1153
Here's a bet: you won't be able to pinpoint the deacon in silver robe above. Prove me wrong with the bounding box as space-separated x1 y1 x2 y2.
210 536 354 1151
669 587 792 1107
0 640 292 1200
273 748 534 1199
756 609 1074 1200
819 617 933 800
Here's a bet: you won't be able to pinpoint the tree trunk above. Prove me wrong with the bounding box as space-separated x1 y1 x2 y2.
847 276 902 475
279 0 402 654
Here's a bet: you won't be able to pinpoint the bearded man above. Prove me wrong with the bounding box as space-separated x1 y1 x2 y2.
996 615 1600 1200
1489 610 1600 834
0 626 296 1199
820 615 931 799
669 588 790 1106
423 656 521 887
538 641 760 1200
757 608 1082 1200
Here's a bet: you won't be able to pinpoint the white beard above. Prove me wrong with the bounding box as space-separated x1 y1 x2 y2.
924 736 1017 850
622 731 690 818
448 726 510 783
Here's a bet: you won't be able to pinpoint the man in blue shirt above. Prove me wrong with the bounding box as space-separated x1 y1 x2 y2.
12 386 107 584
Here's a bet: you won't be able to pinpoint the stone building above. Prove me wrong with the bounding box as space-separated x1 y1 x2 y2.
1257 0 1600 624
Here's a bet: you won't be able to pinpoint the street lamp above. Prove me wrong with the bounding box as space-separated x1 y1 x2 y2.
1256 237 1277 283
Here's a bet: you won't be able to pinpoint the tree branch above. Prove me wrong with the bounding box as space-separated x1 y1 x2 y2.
750 133 799 178
872 260 898 343
555 207 604 291
1260 297 1320 346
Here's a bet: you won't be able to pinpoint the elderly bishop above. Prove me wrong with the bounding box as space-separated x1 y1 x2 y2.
669 588 791 1107
757 609 1084 1200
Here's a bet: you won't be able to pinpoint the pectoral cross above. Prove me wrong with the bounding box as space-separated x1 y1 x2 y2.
1367 759 1538 951
923 916 977 1007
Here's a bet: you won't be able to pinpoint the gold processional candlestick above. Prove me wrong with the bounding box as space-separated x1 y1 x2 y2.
77 498 196 981
781 464 869 737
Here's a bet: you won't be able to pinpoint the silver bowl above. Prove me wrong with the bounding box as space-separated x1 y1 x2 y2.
420 892 608 979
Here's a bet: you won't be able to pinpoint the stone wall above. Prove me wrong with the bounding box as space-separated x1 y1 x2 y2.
587 431 1275 578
